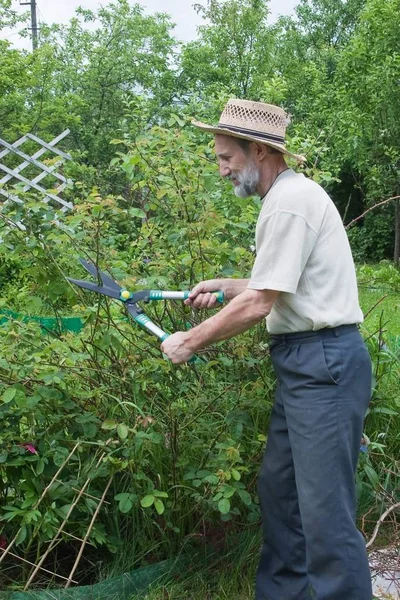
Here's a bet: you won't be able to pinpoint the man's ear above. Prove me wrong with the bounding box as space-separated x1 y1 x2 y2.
251 141 269 162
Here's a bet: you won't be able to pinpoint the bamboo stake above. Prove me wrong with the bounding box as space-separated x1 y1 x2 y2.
24 453 105 590
65 475 113 588
0 442 80 565
54 479 111 505
0 548 78 584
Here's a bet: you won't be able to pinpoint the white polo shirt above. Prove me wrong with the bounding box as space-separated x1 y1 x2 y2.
247 169 363 334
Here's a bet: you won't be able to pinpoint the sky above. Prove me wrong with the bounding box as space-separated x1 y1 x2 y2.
2 0 298 50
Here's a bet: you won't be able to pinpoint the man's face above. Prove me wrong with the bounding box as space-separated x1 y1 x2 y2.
215 134 260 198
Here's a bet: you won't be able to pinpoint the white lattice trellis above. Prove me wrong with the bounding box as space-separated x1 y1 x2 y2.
0 129 73 211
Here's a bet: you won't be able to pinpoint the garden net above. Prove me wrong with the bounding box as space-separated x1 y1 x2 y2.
0 559 178 600
0 310 84 334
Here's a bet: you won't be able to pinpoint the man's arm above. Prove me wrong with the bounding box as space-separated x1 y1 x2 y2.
161 288 278 363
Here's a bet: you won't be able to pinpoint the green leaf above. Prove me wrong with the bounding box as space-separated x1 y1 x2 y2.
141 494 155 508
154 499 165 515
196 470 212 478
153 491 168 498
15 525 27 545
231 469 241 481
129 208 146 219
363 464 379 489
115 493 133 513
238 489 252 506
83 422 98 438
218 498 231 515
204 474 219 485
369 407 398 416
2 388 16 403
36 459 45 475
91 205 102 217
101 420 117 430
222 485 236 499
117 423 129 440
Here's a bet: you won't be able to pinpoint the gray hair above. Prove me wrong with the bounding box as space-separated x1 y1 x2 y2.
235 138 281 155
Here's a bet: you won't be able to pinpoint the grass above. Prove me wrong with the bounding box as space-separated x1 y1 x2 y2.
138 530 261 600
359 289 400 338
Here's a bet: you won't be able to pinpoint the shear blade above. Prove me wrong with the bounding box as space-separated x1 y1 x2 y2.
79 258 120 291
67 277 121 300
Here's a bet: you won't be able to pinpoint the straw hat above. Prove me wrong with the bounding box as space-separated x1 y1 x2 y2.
192 99 305 163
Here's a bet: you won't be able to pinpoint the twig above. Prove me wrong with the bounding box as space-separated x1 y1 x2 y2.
65 475 113 588
0 548 78 584
366 502 400 548
361 505 376 538
345 195 400 230
0 442 80 565
363 295 388 320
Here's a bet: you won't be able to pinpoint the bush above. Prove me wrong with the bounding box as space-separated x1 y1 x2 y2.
0 119 276 586
347 212 395 263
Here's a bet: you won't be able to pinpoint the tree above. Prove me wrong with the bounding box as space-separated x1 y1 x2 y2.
331 0 400 262
179 0 275 99
1 0 179 179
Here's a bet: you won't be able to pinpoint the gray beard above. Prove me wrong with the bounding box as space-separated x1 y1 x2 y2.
233 163 260 198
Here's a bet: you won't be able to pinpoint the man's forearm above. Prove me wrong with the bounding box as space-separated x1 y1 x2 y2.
185 288 277 352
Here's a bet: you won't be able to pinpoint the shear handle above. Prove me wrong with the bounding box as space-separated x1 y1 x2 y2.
126 306 205 364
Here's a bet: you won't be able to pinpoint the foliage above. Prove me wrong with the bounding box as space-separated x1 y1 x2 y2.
0 0 179 181
357 329 400 522
180 0 274 98
0 122 276 586
348 213 395 264
271 0 399 261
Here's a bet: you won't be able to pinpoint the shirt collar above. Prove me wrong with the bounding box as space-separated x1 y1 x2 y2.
261 168 295 203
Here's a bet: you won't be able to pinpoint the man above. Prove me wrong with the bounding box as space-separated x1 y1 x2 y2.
161 99 372 600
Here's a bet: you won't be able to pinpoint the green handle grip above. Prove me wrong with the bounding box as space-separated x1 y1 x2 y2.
212 291 224 303
133 315 205 364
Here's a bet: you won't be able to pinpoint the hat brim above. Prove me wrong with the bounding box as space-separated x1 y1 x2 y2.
192 120 306 163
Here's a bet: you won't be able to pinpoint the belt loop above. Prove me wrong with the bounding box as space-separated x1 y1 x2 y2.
332 327 340 337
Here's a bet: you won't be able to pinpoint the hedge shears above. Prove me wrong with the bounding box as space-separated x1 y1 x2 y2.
67 258 224 363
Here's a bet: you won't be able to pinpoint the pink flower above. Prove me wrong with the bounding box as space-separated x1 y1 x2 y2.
21 443 38 455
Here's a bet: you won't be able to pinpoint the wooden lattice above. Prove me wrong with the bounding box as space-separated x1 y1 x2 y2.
0 129 73 211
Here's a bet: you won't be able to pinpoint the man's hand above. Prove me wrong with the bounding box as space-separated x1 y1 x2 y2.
185 278 250 308
161 332 195 364
185 279 225 309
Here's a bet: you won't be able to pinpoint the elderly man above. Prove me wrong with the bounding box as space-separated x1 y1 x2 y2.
161 99 372 600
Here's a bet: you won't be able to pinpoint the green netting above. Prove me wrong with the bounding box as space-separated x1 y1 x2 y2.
0 559 180 600
0 310 85 333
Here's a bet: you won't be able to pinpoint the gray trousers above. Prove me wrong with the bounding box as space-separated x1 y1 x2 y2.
256 324 372 600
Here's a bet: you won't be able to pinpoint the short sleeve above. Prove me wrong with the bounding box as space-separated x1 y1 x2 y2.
248 211 318 294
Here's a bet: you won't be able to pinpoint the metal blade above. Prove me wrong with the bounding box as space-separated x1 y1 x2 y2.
79 258 120 291
67 277 121 300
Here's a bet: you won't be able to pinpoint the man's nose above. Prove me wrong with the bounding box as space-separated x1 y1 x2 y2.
219 164 231 178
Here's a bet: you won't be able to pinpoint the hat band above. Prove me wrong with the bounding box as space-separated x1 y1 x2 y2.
218 123 286 145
